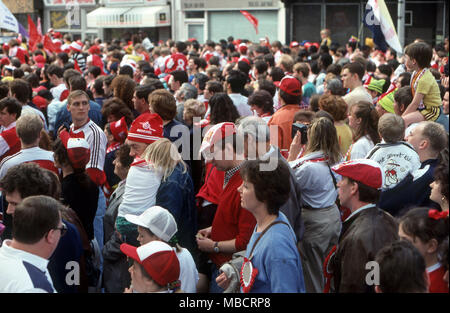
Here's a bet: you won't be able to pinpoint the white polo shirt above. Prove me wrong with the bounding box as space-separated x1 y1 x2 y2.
0 240 56 293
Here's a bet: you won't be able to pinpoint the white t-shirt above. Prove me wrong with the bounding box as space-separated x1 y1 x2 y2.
176 247 199 293
228 93 252 117
118 159 161 218
346 135 375 160
0 240 56 293
0 147 56 179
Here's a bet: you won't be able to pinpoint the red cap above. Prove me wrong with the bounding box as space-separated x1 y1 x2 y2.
238 43 248 55
88 45 101 55
200 122 236 155
278 75 302 96
290 41 299 48
1 57 10 66
33 95 47 109
332 159 385 190
127 113 163 145
120 241 180 287
110 116 128 143
312 42 320 49
59 130 91 170
303 42 311 50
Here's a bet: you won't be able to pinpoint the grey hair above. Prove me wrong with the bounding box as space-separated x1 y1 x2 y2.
326 78 343 95
237 116 270 142
179 83 198 101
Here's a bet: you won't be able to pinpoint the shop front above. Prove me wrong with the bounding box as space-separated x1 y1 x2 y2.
86 0 171 43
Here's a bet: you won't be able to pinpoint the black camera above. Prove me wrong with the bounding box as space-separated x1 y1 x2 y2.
292 122 308 145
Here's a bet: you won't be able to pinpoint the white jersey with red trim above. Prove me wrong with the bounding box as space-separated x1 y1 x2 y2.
0 147 57 179
165 53 188 73
70 120 107 171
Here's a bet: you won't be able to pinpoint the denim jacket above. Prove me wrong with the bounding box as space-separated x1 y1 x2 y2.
156 163 198 256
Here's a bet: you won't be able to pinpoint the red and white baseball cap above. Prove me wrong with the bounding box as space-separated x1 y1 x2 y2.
125 206 177 242
127 113 163 145
120 241 180 287
59 130 91 170
290 41 299 48
110 116 128 143
200 122 236 155
277 75 302 96
238 43 248 55
332 159 385 190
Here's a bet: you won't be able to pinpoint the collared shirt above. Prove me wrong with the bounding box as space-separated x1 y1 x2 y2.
224 163 243 188
344 203 376 223
0 240 55 293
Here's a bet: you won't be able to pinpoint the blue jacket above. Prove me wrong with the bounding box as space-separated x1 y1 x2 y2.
155 163 198 257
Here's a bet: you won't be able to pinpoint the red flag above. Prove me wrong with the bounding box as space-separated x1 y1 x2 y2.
43 35 56 53
27 15 42 51
74 60 82 73
240 11 258 34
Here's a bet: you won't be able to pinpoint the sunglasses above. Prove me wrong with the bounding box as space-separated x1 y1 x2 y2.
54 223 68 237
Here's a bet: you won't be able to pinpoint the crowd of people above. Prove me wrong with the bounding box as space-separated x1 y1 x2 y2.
0 27 448 293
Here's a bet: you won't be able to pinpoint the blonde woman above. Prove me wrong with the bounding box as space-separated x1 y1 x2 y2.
142 138 198 260
289 117 342 293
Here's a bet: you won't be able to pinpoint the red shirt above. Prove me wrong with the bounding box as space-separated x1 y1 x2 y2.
196 163 224 204
428 264 449 293
0 127 21 162
165 53 188 73
209 169 256 267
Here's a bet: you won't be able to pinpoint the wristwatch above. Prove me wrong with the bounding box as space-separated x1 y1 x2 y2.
213 241 220 253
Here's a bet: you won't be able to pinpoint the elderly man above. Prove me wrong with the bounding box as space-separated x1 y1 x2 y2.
237 116 304 243
325 159 398 293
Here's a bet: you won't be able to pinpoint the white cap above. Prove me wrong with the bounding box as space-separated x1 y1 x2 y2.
125 206 177 242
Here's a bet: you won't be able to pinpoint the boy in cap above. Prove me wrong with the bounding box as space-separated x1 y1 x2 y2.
121 241 181 293
125 205 199 293
268 75 302 155
324 159 398 293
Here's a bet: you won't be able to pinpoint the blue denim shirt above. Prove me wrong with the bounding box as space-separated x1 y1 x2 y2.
155 163 198 256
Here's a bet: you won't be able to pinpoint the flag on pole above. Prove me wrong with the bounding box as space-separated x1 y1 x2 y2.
364 0 402 54
27 15 42 51
240 10 259 34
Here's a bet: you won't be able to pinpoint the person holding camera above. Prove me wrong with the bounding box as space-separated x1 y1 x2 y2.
289 117 343 293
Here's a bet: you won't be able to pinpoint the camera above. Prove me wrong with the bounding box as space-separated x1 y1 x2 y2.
292 122 308 145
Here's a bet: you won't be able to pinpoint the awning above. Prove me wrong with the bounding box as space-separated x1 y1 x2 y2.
87 6 171 28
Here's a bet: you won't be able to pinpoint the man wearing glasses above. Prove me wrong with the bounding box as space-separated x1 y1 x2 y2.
0 196 65 292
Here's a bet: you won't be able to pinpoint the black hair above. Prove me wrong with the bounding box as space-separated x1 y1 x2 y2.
226 70 247 93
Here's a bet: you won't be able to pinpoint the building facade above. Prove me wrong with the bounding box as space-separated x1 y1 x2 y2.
43 0 98 41
282 0 448 47
172 0 285 43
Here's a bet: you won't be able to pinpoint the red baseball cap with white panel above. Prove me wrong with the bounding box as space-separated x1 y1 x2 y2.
331 159 385 190
120 241 180 287
110 116 128 143
200 122 237 156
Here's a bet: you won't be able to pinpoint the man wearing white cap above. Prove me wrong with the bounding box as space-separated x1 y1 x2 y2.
125 206 199 293
324 159 398 293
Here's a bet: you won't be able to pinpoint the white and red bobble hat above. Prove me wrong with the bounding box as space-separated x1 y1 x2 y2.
70 40 83 52
127 113 163 145
238 43 248 54
200 122 237 155
59 130 91 170
332 159 385 190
